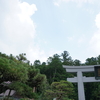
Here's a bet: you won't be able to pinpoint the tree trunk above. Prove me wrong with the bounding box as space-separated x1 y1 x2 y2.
53 68 56 82
33 87 36 92
7 89 12 99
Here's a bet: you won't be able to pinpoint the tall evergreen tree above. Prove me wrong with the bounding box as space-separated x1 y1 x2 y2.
61 51 73 65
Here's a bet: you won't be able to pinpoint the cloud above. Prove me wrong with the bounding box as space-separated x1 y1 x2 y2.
67 36 74 42
53 0 95 6
89 13 100 55
95 13 100 29
0 0 47 63
54 2 60 6
67 34 86 45
90 31 100 55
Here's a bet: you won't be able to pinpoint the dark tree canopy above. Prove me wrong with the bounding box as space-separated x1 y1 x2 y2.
1 51 100 100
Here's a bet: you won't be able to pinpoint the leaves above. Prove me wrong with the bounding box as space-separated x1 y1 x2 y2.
44 80 74 100
0 53 46 99
1 51 100 100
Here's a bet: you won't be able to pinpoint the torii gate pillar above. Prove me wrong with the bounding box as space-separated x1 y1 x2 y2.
63 65 100 100
77 71 85 100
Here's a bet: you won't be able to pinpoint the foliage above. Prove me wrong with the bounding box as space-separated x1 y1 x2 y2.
1 51 100 100
0 56 28 96
9 82 38 98
90 83 100 100
61 51 73 65
44 80 74 100
27 66 47 94
0 53 46 99
38 54 69 84
0 97 14 100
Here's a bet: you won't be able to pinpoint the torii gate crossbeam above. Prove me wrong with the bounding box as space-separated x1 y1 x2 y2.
63 65 100 100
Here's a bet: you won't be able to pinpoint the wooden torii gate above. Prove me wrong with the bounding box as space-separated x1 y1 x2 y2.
63 65 100 100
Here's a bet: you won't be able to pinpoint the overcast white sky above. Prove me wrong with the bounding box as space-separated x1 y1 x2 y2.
0 0 100 63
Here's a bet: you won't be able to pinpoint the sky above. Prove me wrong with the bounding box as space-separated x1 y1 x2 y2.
0 0 100 63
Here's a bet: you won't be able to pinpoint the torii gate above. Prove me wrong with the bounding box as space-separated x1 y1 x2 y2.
63 65 100 100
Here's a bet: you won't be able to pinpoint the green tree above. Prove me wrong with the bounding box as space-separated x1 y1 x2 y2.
44 80 74 100
85 57 97 65
27 66 47 94
73 59 81 66
0 53 46 99
9 81 38 99
97 55 100 64
0 56 29 98
46 54 67 84
84 56 99 100
61 51 73 65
